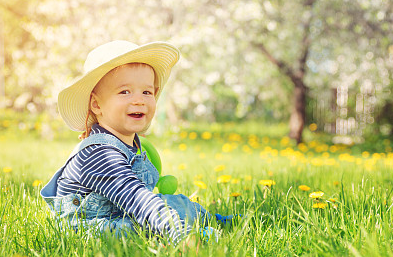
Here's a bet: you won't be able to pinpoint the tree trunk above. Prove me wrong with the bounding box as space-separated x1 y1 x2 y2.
288 79 307 144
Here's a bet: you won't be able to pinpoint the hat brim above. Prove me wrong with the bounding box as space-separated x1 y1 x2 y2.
58 42 179 131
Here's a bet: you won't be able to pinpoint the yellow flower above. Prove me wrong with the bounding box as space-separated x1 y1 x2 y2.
222 143 233 153
230 192 241 198
194 181 207 189
309 191 324 199
244 175 252 181
179 143 187 151
189 195 199 203
328 198 337 203
309 123 318 131
214 164 225 172
217 175 232 184
199 153 206 159
2 120 10 127
231 178 240 184
298 143 308 152
280 136 290 146
32 180 43 187
189 132 197 140
180 131 188 139
298 185 311 191
228 133 242 142
268 171 274 177
259 180 276 187
201 131 212 140
312 202 327 209
3 167 12 173
333 181 340 186
178 163 186 170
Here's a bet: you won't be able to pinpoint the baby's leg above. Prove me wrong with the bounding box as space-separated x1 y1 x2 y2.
157 193 211 226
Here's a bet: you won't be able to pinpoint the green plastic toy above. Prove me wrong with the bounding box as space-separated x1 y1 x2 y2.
138 137 178 195
156 175 178 195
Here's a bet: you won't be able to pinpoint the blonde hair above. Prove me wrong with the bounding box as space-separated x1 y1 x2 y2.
78 62 156 140
78 95 94 140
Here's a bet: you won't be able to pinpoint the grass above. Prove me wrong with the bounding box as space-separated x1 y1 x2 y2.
0 122 393 256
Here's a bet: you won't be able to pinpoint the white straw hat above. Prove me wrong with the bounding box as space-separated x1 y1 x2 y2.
58 40 180 131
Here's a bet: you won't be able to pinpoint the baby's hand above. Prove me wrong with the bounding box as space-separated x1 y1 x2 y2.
215 214 243 225
199 227 220 243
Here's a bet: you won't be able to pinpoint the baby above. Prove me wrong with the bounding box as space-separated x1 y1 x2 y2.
41 40 233 245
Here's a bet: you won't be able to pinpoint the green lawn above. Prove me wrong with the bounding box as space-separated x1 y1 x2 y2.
0 123 392 256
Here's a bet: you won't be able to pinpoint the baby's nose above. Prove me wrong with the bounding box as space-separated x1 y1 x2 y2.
131 93 144 105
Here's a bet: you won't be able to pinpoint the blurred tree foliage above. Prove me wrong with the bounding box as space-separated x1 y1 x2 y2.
0 0 392 141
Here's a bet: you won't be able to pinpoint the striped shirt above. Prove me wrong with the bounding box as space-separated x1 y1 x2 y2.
57 124 191 243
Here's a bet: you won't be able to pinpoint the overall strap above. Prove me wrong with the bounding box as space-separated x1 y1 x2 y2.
41 133 140 199
69 133 138 161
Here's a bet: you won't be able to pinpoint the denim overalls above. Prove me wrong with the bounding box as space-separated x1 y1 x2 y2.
40 133 210 236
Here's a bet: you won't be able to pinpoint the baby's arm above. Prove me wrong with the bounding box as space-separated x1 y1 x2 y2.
79 146 191 244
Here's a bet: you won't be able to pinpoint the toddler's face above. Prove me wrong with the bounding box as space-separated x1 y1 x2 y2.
90 63 156 144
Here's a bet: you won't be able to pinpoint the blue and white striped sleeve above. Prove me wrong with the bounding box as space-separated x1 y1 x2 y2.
79 145 191 244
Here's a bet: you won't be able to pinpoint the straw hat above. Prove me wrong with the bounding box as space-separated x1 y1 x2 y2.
58 40 180 131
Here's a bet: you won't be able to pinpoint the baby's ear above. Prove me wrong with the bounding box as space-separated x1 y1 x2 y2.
154 87 160 97
90 93 101 115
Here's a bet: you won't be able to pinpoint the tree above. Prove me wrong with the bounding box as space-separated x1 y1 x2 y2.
251 0 316 143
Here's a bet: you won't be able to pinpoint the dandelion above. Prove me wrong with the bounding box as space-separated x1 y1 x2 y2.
242 145 252 154
179 143 187 151
201 131 212 140
34 122 42 131
309 191 324 199
199 153 206 159
217 175 232 184
189 195 199 203
222 143 233 153
328 198 337 203
244 175 252 181
268 171 274 177
312 202 327 209
298 185 311 191
280 137 290 146
309 123 317 132
230 192 241 198
298 143 308 152
3 167 12 173
231 178 240 184
32 180 43 187
333 181 340 186
259 180 276 187
189 132 197 140
194 181 207 189
178 164 186 170
180 131 188 139
228 133 242 142
329 145 338 153
214 164 225 172
2 120 10 127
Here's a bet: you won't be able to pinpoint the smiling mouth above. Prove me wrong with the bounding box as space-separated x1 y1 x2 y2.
129 112 145 118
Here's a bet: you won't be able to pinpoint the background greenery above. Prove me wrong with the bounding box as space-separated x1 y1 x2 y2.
1 0 393 256
1 0 392 142
1 122 393 256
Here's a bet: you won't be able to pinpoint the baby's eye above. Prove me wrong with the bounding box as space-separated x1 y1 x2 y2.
143 90 153 95
120 90 130 94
